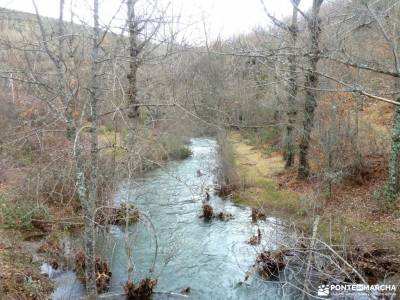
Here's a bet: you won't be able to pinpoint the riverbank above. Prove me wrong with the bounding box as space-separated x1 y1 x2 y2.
227 130 400 264
227 132 300 215
0 127 192 299
0 228 54 299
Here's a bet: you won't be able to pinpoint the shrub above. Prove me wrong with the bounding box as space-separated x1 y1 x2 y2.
313 96 389 188
168 146 192 160
12 141 35 166
0 197 51 230
217 133 241 189
243 127 280 147
95 203 139 226
373 184 397 210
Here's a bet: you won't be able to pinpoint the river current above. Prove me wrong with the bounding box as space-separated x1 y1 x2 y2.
44 138 295 299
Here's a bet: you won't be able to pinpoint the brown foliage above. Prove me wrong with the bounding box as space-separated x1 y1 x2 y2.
215 184 236 198
201 203 233 221
251 208 266 222
75 251 112 293
202 203 213 220
124 278 158 300
95 203 139 226
254 249 287 280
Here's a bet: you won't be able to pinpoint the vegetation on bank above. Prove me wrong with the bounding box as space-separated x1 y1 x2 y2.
0 124 192 298
0 228 54 299
0 196 51 231
226 132 300 214
222 129 400 252
99 127 192 164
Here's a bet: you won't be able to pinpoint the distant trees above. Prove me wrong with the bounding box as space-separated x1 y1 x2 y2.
126 0 140 124
260 0 301 168
267 0 400 201
126 0 170 129
315 0 400 202
355 0 400 203
180 0 400 206
258 0 326 178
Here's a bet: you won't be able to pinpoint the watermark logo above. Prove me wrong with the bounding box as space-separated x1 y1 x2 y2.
317 284 397 298
317 285 330 297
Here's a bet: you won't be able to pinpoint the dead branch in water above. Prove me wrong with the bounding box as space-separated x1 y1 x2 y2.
246 217 399 299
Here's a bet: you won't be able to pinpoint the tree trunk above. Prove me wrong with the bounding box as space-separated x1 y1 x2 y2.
82 0 101 298
284 0 300 168
83 206 96 299
127 0 140 126
272 65 282 123
387 80 400 199
298 0 323 179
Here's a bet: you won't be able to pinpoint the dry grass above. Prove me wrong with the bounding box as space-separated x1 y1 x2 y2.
229 130 400 256
363 101 393 130
278 158 400 251
0 229 53 299
228 132 300 215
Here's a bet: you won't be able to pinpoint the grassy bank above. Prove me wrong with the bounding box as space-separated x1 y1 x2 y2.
226 130 400 252
228 132 300 215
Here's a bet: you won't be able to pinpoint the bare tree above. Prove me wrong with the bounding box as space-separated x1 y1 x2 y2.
127 0 140 124
126 0 165 128
298 0 324 179
318 0 400 201
83 0 101 297
259 0 301 168
285 0 301 168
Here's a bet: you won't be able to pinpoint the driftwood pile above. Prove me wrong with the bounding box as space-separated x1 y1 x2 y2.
248 229 262 246
251 242 400 287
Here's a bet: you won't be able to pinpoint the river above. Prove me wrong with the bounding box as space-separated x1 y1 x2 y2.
43 138 297 299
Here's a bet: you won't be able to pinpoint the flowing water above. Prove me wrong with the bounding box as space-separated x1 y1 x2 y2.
44 138 297 299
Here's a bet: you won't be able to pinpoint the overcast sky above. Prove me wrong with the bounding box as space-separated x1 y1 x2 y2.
0 0 313 42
